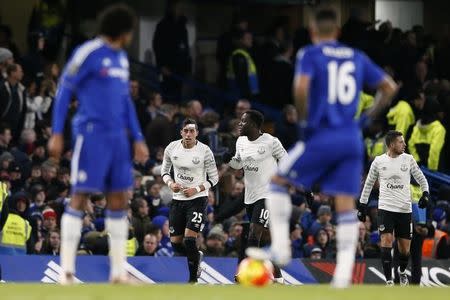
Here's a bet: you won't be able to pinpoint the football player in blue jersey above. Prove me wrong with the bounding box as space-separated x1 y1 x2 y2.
247 9 397 288
48 4 149 284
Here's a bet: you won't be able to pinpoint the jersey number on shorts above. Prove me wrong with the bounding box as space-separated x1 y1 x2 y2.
191 212 203 224
327 61 356 105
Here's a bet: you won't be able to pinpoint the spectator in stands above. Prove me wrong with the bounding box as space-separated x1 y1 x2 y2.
227 30 259 100
138 90 163 130
21 31 46 82
28 184 46 217
185 100 203 123
145 103 177 151
153 0 191 100
205 227 226 257
306 228 335 259
216 14 248 88
408 99 446 171
24 79 53 130
135 233 158 256
40 229 60 255
145 181 164 218
36 160 58 190
357 222 369 258
0 63 26 143
264 40 294 109
387 88 425 138
219 99 251 133
0 47 14 82
290 222 304 258
199 111 221 152
8 162 24 194
19 128 37 156
224 222 243 257
308 205 332 236
28 0 66 61
130 79 146 123
0 192 31 254
131 197 152 245
152 215 173 256
275 105 299 150
0 123 12 155
42 207 57 234
309 247 323 260
91 193 106 220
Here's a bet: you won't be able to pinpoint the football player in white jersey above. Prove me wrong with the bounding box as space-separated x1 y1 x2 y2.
161 119 219 283
358 130 429 286
225 110 287 283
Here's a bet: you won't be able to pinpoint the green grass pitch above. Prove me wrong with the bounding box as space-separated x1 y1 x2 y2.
1 284 449 300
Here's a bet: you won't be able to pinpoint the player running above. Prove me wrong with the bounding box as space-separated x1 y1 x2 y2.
247 8 397 288
358 130 429 286
161 119 219 283
48 4 149 284
225 110 286 283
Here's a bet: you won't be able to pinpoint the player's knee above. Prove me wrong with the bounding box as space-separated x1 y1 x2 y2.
380 234 394 247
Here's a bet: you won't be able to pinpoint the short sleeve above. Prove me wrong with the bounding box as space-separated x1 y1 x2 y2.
295 48 314 78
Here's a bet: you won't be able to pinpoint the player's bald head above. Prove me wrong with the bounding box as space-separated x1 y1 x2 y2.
314 9 338 36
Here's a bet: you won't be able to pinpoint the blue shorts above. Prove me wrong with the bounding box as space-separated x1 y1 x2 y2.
277 127 364 197
70 126 133 193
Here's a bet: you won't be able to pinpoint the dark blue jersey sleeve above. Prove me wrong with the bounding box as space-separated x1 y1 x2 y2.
52 50 93 134
295 48 315 78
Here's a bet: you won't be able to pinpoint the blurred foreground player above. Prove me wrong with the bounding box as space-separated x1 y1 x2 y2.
48 4 149 284
358 130 429 286
247 9 397 288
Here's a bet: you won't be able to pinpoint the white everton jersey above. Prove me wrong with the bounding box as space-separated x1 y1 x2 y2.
229 133 286 204
161 140 219 201
360 153 429 213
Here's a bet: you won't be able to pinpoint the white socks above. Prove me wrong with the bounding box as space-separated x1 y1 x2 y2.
332 211 359 288
266 187 292 266
60 208 83 276
105 210 128 280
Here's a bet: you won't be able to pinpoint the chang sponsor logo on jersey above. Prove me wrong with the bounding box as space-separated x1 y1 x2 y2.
386 175 404 190
244 165 259 172
177 167 194 182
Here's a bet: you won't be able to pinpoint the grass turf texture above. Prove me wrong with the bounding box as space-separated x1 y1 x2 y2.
1 284 449 300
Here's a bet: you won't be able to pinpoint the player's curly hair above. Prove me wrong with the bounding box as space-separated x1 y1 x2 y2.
98 4 136 39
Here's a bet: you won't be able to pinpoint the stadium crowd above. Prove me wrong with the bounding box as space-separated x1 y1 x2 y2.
0 1 449 261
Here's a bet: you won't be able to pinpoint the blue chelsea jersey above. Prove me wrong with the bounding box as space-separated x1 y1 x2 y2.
52 38 142 141
295 41 385 130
